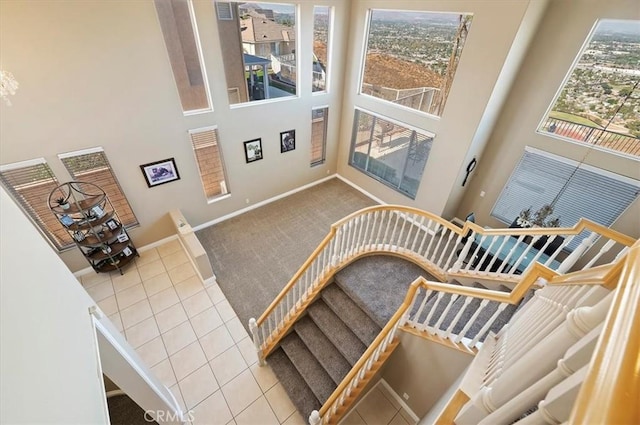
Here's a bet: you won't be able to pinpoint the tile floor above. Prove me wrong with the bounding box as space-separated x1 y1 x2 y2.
341 383 416 425
81 239 305 425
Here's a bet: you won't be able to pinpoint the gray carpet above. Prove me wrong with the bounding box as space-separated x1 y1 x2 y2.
195 178 376 332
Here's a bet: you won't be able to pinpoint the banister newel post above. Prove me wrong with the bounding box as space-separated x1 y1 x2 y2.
309 410 321 425
249 318 266 366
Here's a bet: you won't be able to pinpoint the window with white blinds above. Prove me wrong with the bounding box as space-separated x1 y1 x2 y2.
491 147 640 249
349 108 434 199
311 107 328 166
0 159 74 250
189 127 229 201
59 148 139 228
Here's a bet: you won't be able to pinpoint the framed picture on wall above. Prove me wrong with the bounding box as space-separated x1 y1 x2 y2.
244 138 263 163
140 158 180 187
280 130 295 153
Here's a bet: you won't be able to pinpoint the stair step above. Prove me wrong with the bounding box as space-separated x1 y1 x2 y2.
281 332 336 403
294 315 352 385
267 348 321 419
308 300 367 365
322 283 381 346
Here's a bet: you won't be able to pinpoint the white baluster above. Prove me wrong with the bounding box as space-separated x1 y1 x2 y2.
422 292 445 332
382 212 393 250
464 234 486 272
556 231 598 273
469 302 508 348
444 296 472 338
454 299 490 343
433 294 459 336
431 223 445 263
583 238 616 269
424 220 439 260
437 230 455 269
497 234 526 274
408 289 433 326
417 218 431 259
375 210 386 249
446 233 465 271
249 318 266 366
309 410 321 425
484 235 510 273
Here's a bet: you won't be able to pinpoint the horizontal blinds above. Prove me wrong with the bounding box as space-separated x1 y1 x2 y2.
492 148 640 249
190 128 229 200
60 150 139 228
0 162 73 250
311 107 328 165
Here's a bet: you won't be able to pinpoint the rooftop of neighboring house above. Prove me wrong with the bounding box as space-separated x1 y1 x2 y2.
240 9 295 44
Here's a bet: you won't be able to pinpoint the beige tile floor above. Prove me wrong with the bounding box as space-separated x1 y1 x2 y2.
341 383 417 425
81 239 305 425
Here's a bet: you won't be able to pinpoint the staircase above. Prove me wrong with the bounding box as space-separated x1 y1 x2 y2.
267 282 382 418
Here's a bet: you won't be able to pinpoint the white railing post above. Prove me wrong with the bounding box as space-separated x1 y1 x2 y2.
248 318 266 366
451 233 474 272
309 410 321 425
557 231 598 273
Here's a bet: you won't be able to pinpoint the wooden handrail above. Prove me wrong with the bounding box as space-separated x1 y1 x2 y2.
256 229 336 325
319 279 422 418
549 261 624 288
569 240 640 425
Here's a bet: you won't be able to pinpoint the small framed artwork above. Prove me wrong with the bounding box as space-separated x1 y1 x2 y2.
105 219 119 230
117 232 129 243
280 130 295 153
59 214 74 227
243 138 263 163
140 158 180 187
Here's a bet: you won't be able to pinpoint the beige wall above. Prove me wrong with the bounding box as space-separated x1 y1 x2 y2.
0 187 109 423
0 0 350 272
382 331 472 418
455 0 640 239
336 0 541 216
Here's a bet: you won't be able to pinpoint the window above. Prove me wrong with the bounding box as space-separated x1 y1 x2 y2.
491 147 639 250
59 148 138 228
0 159 73 250
155 0 211 113
539 19 639 158
349 109 434 199
311 107 328 166
312 6 331 93
189 127 230 201
216 1 297 105
361 10 472 116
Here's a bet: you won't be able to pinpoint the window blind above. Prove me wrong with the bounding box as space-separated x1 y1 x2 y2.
59 148 139 228
189 127 229 200
311 107 328 166
215 2 233 20
0 159 73 250
491 147 639 249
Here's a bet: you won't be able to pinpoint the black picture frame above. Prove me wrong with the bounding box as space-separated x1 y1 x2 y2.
140 158 180 188
280 130 295 153
244 138 263 163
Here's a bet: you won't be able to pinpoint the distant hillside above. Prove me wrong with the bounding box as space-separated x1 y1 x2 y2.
363 53 443 90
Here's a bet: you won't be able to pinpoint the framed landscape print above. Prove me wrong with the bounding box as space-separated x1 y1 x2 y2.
140 158 180 187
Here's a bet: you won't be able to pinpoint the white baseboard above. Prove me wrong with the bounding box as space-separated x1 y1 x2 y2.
193 174 338 231
72 234 178 278
379 379 421 423
335 174 386 205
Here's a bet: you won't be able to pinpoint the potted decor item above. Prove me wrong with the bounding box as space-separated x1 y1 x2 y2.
55 197 70 210
512 204 563 252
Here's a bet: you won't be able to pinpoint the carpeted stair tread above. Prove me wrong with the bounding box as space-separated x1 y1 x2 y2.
321 283 381 345
308 300 367 365
281 332 336 403
294 315 352 384
268 348 321 418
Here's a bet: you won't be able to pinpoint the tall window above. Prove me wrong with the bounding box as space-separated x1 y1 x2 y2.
312 6 331 93
361 10 472 116
311 107 328 166
189 127 230 201
155 0 211 113
0 159 73 250
539 19 639 158
349 109 434 199
59 148 138 228
491 147 639 250
215 1 297 105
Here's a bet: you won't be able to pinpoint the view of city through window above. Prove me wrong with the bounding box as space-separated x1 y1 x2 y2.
312 6 330 92
217 2 296 105
539 19 640 158
361 10 473 117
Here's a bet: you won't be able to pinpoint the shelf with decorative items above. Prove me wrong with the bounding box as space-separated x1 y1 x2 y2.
48 181 138 275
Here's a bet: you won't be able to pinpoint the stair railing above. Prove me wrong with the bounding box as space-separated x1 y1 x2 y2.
249 205 635 363
449 218 634 282
309 279 422 425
